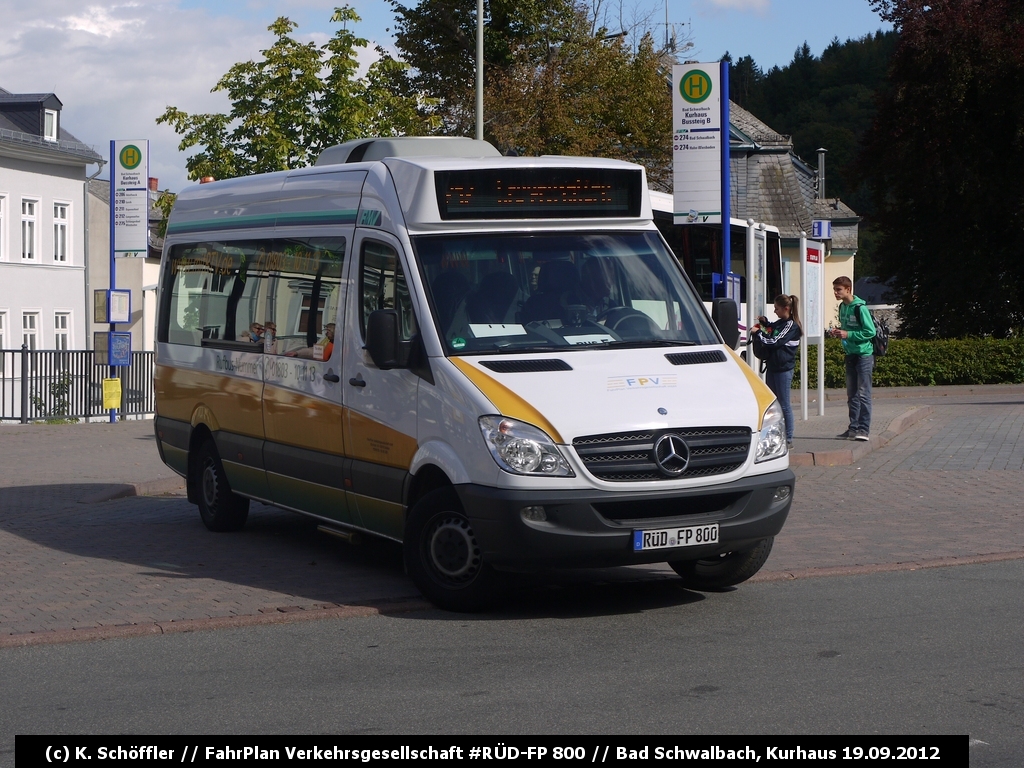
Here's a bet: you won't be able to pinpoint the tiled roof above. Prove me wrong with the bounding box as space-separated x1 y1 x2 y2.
729 101 790 147
0 86 101 164
813 198 859 220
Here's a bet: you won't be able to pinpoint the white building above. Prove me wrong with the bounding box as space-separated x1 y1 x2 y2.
0 88 104 352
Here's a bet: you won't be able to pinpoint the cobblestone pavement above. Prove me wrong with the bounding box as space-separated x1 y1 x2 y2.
1 386 1023 643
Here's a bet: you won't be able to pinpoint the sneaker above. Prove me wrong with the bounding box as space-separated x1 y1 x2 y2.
854 432 869 442
786 441 794 451
836 429 854 439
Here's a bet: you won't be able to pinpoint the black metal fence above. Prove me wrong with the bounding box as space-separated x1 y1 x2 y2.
0 346 155 422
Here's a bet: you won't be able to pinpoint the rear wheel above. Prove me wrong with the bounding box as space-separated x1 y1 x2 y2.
194 439 249 532
669 537 774 590
404 487 499 612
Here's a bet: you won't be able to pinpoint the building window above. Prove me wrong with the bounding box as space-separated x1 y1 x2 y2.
23 312 39 350
53 203 69 262
0 311 5 349
44 110 58 141
0 195 5 260
54 312 70 350
22 199 37 260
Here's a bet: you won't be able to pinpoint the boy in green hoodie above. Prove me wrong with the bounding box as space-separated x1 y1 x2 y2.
829 276 876 441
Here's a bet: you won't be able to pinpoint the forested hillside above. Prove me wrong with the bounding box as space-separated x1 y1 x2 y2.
726 31 897 276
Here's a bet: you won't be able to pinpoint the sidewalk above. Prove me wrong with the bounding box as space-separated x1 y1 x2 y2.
788 383 1024 466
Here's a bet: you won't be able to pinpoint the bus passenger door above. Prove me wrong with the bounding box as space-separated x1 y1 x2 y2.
260 235 353 525
341 233 419 540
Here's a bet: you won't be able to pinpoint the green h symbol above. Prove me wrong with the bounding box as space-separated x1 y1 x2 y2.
686 76 706 98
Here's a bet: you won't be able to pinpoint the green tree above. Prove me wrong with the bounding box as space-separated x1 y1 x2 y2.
389 0 675 184
861 0 1024 337
485 21 672 187
387 0 582 135
157 7 437 181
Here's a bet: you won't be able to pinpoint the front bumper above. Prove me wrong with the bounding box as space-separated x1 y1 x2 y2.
455 469 795 570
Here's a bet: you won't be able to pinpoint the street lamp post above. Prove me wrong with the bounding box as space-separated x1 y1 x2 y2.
476 0 484 140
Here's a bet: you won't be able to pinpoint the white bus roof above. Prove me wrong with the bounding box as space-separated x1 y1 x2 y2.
167 154 653 239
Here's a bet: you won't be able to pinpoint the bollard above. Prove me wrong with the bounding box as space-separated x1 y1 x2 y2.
20 343 28 424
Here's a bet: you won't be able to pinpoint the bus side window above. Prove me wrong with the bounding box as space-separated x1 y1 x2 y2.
261 237 346 356
360 240 417 341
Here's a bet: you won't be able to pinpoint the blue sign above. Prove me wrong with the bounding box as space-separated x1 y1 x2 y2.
109 332 132 367
811 219 833 240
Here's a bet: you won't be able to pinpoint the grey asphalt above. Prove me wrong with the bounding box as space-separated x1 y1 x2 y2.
1 384 1023 645
0 559 1018 762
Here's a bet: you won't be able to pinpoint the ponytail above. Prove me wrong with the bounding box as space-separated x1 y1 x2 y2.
789 294 802 330
773 294 802 330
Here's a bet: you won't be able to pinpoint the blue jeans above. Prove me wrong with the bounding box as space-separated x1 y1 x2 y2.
845 354 875 434
766 369 794 441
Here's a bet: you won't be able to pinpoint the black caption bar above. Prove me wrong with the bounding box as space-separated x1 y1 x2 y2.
16 736 967 767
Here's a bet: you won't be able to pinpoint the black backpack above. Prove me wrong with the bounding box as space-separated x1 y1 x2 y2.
750 331 772 373
869 309 890 357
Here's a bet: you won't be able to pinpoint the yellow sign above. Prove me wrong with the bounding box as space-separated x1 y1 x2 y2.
680 69 712 104
102 378 122 410
119 144 142 169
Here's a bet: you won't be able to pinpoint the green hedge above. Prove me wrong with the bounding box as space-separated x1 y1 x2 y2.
792 337 1024 388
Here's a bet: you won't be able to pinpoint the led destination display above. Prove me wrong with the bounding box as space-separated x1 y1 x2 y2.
434 168 642 220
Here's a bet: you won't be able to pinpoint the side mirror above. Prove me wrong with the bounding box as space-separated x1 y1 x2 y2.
712 298 740 349
365 309 404 369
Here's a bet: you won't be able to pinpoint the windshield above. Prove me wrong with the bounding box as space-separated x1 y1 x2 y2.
412 231 720 355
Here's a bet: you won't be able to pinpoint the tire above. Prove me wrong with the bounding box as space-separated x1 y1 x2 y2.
404 487 499 612
194 439 249 532
669 537 774 590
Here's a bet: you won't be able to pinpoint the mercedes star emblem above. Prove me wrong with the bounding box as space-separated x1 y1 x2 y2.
653 433 690 476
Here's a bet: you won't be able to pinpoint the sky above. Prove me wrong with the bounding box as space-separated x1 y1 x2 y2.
0 0 891 193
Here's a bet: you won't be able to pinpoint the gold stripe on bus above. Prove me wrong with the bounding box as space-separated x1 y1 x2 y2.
156 365 264 438
727 347 777 430
344 409 418 469
450 357 564 444
262 383 345 455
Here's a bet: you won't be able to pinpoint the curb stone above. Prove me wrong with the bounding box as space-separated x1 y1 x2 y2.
0 598 431 648
79 476 185 504
793 405 934 467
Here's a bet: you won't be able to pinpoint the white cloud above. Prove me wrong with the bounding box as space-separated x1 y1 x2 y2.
62 5 144 37
0 1 274 190
1 1 417 190
709 0 771 13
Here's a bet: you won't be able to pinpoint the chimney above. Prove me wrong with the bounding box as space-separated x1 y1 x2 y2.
148 177 159 192
816 148 827 199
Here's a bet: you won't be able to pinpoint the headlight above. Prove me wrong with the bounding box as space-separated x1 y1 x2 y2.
755 400 787 463
479 416 574 477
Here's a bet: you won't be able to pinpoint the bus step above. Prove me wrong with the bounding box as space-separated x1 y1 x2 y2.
317 525 362 545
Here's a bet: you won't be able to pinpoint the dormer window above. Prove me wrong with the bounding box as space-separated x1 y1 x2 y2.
44 109 58 141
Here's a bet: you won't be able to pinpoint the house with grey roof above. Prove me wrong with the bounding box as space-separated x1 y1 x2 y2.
730 102 860 323
655 100 860 325
1 87 104 352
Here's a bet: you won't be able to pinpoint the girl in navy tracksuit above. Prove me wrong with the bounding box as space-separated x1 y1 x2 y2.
753 294 803 448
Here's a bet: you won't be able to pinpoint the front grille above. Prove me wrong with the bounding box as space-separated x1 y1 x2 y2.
572 426 751 482
479 359 573 373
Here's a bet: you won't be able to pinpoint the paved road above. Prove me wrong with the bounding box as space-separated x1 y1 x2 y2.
1 560 1020 765
1 386 1023 642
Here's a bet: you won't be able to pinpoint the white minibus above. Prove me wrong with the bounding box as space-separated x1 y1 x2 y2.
154 137 794 611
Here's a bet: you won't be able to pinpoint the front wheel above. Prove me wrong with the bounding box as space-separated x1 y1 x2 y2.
669 537 774 590
194 439 249 532
404 488 499 612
